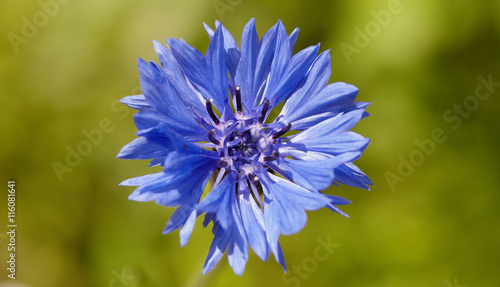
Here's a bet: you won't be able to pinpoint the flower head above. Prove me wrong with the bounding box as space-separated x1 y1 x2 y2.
118 19 372 275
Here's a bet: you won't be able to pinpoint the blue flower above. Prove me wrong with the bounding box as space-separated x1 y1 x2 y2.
117 18 372 275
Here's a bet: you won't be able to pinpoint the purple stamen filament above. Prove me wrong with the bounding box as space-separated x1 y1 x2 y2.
235 85 243 113
205 99 220 125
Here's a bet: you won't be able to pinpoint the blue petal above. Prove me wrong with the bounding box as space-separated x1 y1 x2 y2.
350 101 372 119
123 173 166 202
203 22 214 37
162 164 214 234
252 21 279 107
334 162 373 190
203 223 229 275
119 95 150 110
205 21 240 81
130 129 218 201
263 173 331 211
153 40 206 118
148 156 166 167
219 173 238 231
276 152 361 191
279 109 369 159
295 131 369 156
138 58 172 113
203 212 215 228
117 136 168 160
163 151 217 175
288 27 299 54
180 210 197 247
137 59 207 139
308 83 359 116
134 109 206 142
119 171 164 186
323 194 352 217
274 44 319 105
215 21 240 79
262 180 281 259
261 172 331 253
275 243 287 273
327 204 350 218
235 18 260 110
196 179 230 214
206 26 229 109
169 38 220 107
227 192 249 276
227 234 247 276
279 51 331 125
135 153 216 207
196 172 237 230
325 194 352 206
237 180 269 260
136 120 216 156
139 58 195 120
253 173 288 273
163 203 196 234
272 187 307 236
282 82 360 130
262 21 291 105
128 189 160 202
134 123 175 150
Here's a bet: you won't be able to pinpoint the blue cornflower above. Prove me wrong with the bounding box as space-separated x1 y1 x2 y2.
117 18 372 275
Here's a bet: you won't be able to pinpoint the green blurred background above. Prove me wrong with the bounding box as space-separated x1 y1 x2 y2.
1 0 500 286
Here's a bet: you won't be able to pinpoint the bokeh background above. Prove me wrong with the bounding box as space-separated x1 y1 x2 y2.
1 0 500 286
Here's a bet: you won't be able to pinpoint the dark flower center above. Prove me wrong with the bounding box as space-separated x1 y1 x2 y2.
203 85 291 179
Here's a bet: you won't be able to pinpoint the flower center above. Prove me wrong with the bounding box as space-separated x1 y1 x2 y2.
204 85 291 181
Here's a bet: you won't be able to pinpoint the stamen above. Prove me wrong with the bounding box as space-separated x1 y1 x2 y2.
263 150 279 161
207 129 220 145
272 123 291 139
235 85 243 113
247 173 259 185
218 158 229 168
205 99 220 125
258 99 270 124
